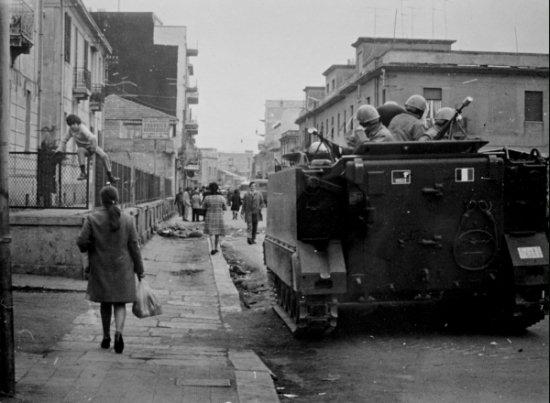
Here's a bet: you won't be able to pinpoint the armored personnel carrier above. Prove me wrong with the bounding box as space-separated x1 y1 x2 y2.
264 139 548 337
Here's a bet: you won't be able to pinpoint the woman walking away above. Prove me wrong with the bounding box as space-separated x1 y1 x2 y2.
202 182 226 254
230 189 242 220
77 185 144 354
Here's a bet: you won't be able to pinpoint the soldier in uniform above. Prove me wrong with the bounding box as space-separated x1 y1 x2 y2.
388 95 429 141
377 101 406 127
348 104 394 149
420 107 456 141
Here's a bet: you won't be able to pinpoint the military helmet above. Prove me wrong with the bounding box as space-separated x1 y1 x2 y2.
405 95 427 114
307 141 329 155
356 105 380 124
435 107 455 121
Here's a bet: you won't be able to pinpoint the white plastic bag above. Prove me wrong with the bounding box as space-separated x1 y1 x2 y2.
132 278 162 318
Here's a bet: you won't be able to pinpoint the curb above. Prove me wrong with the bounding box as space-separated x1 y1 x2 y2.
208 238 242 314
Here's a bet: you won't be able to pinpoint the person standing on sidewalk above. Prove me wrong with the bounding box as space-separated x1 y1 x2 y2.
191 189 202 222
77 185 144 354
182 187 191 221
56 114 119 183
230 188 242 220
174 187 184 218
240 181 265 244
202 182 226 254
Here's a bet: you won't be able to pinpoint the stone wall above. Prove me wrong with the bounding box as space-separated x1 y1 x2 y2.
10 198 176 279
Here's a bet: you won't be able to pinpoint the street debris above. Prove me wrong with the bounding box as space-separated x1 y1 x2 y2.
157 224 203 239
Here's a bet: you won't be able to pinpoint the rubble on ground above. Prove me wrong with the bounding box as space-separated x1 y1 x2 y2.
157 223 203 238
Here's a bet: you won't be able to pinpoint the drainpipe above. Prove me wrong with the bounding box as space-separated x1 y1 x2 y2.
36 0 44 145
0 0 16 396
59 0 65 139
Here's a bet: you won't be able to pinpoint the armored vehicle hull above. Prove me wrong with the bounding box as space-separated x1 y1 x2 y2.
265 140 549 337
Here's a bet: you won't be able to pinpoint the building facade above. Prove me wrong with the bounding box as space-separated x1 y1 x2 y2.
103 95 177 185
217 151 254 179
254 99 305 178
9 0 40 152
8 0 111 152
41 0 111 151
90 12 199 191
296 37 549 154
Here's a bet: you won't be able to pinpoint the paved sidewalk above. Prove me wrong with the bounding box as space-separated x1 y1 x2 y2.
8 216 279 403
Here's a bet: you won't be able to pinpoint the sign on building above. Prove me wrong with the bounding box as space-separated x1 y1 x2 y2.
142 118 170 139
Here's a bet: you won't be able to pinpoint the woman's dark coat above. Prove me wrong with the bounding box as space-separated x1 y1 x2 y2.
77 207 144 303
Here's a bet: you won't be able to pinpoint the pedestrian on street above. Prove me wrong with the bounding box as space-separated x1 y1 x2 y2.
76 185 145 354
191 189 202 222
174 187 184 218
56 114 119 183
183 187 191 221
230 188 242 220
240 181 265 244
202 182 226 254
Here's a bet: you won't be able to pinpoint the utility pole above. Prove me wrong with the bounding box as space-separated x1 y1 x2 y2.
0 0 16 396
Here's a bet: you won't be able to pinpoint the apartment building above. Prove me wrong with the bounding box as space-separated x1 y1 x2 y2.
90 12 199 190
296 37 549 154
41 0 111 149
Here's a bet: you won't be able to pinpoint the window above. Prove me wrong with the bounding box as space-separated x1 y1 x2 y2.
525 91 543 122
332 79 335 91
343 110 347 132
122 122 142 139
423 87 442 121
350 105 354 130
84 40 89 70
64 13 71 63
337 113 340 135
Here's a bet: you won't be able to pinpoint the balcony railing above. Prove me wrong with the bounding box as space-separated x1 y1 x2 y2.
73 67 92 100
90 84 105 111
9 0 34 56
184 120 199 135
187 92 199 105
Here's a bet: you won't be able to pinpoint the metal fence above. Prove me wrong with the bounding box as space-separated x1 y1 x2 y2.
9 152 173 209
94 160 172 206
9 151 89 209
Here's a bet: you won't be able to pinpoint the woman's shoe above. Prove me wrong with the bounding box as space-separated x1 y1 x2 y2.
100 336 111 349
114 332 124 354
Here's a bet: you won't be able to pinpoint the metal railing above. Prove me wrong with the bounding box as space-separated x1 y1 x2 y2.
94 158 173 207
9 152 173 209
9 0 34 44
9 152 89 209
74 67 91 91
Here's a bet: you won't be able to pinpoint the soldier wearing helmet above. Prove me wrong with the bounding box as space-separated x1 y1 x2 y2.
306 141 332 163
349 104 394 148
421 107 456 141
388 94 429 141
377 101 406 127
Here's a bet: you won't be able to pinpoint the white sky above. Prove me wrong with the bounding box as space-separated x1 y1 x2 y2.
83 0 549 152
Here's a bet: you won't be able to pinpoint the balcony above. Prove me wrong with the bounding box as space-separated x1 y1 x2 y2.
89 85 105 111
73 68 92 100
9 0 34 62
185 120 199 135
187 91 199 105
187 48 198 57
